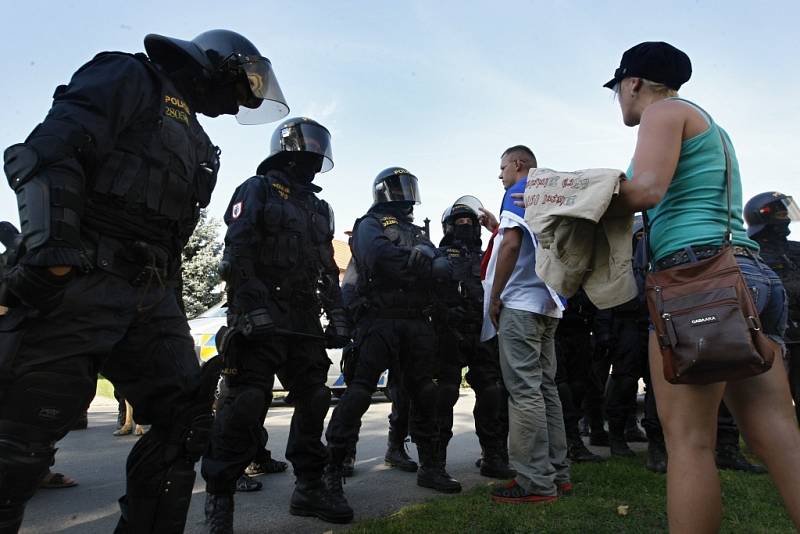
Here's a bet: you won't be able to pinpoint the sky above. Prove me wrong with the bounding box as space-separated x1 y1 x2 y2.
1 0 798 246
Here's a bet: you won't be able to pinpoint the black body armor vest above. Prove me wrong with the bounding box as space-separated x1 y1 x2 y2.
82 53 219 263
255 173 334 297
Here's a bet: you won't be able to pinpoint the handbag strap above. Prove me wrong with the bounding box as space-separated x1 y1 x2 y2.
641 124 733 269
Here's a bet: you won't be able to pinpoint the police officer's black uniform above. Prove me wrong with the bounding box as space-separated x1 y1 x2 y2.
555 290 606 462
434 196 513 480
324 168 455 519
201 118 351 530
0 30 288 534
745 192 800 421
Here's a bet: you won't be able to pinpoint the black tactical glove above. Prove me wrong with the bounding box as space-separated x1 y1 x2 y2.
406 244 434 276
431 255 453 280
325 307 352 349
233 279 270 313
4 263 74 313
239 307 275 338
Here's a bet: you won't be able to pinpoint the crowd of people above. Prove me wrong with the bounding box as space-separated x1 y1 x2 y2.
0 27 798 534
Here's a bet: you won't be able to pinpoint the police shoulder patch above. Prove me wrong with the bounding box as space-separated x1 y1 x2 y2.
381 216 399 228
231 201 243 219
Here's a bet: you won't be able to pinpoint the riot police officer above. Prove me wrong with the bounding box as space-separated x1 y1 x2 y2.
555 290 606 462
0 30 287 533
324 168 455 521
745 192 800 421
435 196 514 478
201 118 351 531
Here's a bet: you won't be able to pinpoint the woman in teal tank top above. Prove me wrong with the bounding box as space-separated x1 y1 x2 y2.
627 98 759 261
605 42 800 533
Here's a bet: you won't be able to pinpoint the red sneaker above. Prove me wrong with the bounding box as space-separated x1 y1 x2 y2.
490 480 558 504
557 481 573 496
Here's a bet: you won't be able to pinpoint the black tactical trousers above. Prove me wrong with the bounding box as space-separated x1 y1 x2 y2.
554 323 594 442
202 325 330 493
386 368 411 444
326 317 438 461
437 334 508 450
788 342 800 423
0 269 212 533
605 316 647 437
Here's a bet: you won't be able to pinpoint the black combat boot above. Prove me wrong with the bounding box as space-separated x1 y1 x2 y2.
608 420 636 458
204 493 234 534
416 442 461 493
716 444 767 474
290 469 354 524
568 437 604 463
479 443 517 478
342 451 356 477
588 413 609 446
646 440 667 474
384 437 418 472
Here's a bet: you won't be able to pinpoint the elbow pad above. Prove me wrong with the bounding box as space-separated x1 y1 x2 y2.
4 144 83 253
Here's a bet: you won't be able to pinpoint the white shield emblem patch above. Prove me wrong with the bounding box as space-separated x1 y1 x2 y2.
232 201 243 219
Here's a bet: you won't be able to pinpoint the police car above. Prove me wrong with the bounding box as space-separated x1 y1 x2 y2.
189 302 388 396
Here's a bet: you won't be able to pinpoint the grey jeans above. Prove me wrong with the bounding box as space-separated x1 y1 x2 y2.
498 307 570 494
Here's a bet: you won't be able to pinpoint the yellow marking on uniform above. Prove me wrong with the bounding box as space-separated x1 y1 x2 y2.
271 182 290 199
164 106 189 125
164 95 190 114
381 216 399 228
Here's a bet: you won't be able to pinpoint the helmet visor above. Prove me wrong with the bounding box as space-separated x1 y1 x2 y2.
781 196 800 222
451 195 483 217
236 59 290 125
375 174 421 205
276 121 334 172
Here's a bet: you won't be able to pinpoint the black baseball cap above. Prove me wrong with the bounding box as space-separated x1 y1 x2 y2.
604 41 692 90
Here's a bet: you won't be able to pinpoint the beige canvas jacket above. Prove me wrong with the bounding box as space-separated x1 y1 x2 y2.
523 168 638 309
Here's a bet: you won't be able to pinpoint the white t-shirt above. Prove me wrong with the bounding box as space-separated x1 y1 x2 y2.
481 211 563 341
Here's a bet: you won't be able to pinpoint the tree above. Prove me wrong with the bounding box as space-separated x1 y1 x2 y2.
181 209 223 318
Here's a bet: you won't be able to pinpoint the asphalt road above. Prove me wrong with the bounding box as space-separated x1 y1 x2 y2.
20 391 635 534
19 391 486 533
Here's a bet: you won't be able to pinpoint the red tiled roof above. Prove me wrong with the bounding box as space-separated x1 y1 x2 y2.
332 239 352 272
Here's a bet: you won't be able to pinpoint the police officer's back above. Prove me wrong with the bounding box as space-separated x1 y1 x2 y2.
0 29 288 533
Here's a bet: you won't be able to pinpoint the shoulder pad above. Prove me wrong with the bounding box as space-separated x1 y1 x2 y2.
318 198 335 234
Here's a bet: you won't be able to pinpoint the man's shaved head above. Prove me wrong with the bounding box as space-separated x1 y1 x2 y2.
501 145 537 168
499 145 537 190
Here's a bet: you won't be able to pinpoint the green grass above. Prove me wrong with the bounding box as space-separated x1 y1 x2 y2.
350 455 794 534
96 377 115 400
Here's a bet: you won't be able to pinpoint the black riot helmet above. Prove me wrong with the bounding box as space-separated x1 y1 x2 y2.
144 29 289 124
372 167 421 206
744 192 800 238
257 117 333 177
441 195 483 244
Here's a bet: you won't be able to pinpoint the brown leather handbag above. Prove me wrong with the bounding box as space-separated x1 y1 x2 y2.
644 132 779 385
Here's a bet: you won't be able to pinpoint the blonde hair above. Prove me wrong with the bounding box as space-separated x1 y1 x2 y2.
613 78 678 99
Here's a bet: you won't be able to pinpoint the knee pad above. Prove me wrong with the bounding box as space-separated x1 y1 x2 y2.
415 379 438 407
294 385 331 419
225 386 267 428
438 383 459 408
0 371 94 439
